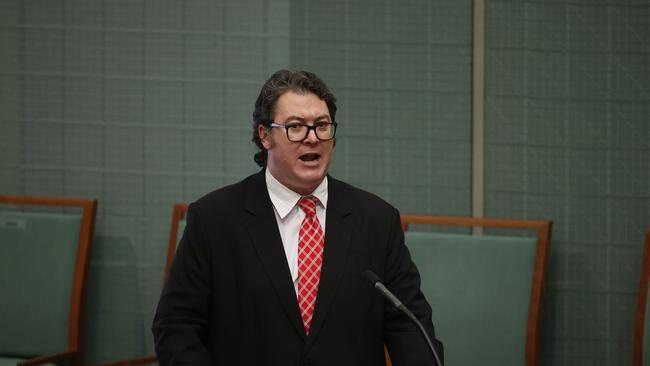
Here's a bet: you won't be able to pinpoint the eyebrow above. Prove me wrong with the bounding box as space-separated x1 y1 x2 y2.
284 115 331 123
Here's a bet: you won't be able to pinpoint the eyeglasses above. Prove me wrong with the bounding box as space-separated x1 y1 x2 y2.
268 122 338 142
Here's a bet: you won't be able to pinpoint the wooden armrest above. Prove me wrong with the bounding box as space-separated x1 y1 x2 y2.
95 355 158 366
17 351 77 366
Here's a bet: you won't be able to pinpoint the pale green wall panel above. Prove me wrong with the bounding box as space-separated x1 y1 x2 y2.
65 78 104 120
290 0 473 216
143 81 183 125
24 76 63 119
8 0 647 365
485 1 650 364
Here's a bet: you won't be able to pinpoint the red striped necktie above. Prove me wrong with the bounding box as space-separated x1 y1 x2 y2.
297 195 324 334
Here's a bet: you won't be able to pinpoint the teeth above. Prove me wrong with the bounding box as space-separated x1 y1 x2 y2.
301 154 319 161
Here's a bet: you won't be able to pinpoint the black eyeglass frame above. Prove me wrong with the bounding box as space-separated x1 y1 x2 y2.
268 122 338 142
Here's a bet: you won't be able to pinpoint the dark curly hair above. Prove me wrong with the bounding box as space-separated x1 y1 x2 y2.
252 70 337 167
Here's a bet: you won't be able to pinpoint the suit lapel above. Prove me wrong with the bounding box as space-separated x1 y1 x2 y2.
244 171 307 341
305 177 353 349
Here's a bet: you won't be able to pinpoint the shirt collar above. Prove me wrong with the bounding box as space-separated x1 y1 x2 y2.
265 169 328 220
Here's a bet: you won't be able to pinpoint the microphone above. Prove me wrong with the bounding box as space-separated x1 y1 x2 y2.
362 270 442 366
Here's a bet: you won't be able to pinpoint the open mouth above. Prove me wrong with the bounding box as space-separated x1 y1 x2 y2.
299 153 321 162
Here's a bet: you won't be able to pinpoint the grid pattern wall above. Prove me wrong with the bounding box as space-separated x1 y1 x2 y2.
485 1 650 364
0 0 289 363
289 0 473 216
0 0 473 363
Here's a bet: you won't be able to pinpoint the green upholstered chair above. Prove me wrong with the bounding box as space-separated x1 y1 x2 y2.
0 196 97 366
390 215 551 366
634 229 650 366
94 204 188 366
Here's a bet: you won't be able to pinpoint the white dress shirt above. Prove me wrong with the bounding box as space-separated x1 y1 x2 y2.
265 169 328 295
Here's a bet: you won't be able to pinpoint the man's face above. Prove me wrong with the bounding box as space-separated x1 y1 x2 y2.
258 91 335 195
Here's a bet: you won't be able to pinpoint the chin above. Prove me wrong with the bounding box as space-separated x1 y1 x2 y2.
298 173 325 186
301 166 327 179
293 171 326 190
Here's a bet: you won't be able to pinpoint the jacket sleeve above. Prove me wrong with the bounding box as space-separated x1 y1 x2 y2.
382 207 444 366
152 203 212 366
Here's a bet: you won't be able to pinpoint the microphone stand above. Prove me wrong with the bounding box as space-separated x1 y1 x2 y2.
363 270 442 366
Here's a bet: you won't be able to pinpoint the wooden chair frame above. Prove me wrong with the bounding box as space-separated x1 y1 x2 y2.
96 203 188 366
634 229 650 366
387 214 552 366
0 195 97 366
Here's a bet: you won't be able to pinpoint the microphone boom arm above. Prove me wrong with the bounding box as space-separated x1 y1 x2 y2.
363 270 442 366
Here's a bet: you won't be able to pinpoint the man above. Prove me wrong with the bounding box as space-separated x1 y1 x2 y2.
152 70 443 365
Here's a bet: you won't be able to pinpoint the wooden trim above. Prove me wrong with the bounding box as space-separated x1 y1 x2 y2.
164 203 188 283
399 214 552 366
526 220 551 366
384 345 392 366
0 195 95 208
17 350 77 366
401 214 550 232
0 195 97 366
634 229 650 366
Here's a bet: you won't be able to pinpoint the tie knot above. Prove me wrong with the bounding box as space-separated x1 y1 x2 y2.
298 195 318 217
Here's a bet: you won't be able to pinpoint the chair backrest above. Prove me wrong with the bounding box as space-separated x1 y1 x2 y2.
163 203 188 283
634 229 650 366
399 215 551 366
0 195 97 364
92 204 187 366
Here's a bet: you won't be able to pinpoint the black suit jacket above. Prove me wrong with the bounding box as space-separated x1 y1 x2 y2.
153 170 443 366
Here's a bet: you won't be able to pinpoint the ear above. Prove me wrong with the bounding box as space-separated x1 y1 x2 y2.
258 124 272 149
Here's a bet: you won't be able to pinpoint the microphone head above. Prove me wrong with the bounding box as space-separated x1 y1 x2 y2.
362 270 381 285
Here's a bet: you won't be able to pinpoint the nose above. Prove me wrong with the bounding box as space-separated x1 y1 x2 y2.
303 128 319 143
